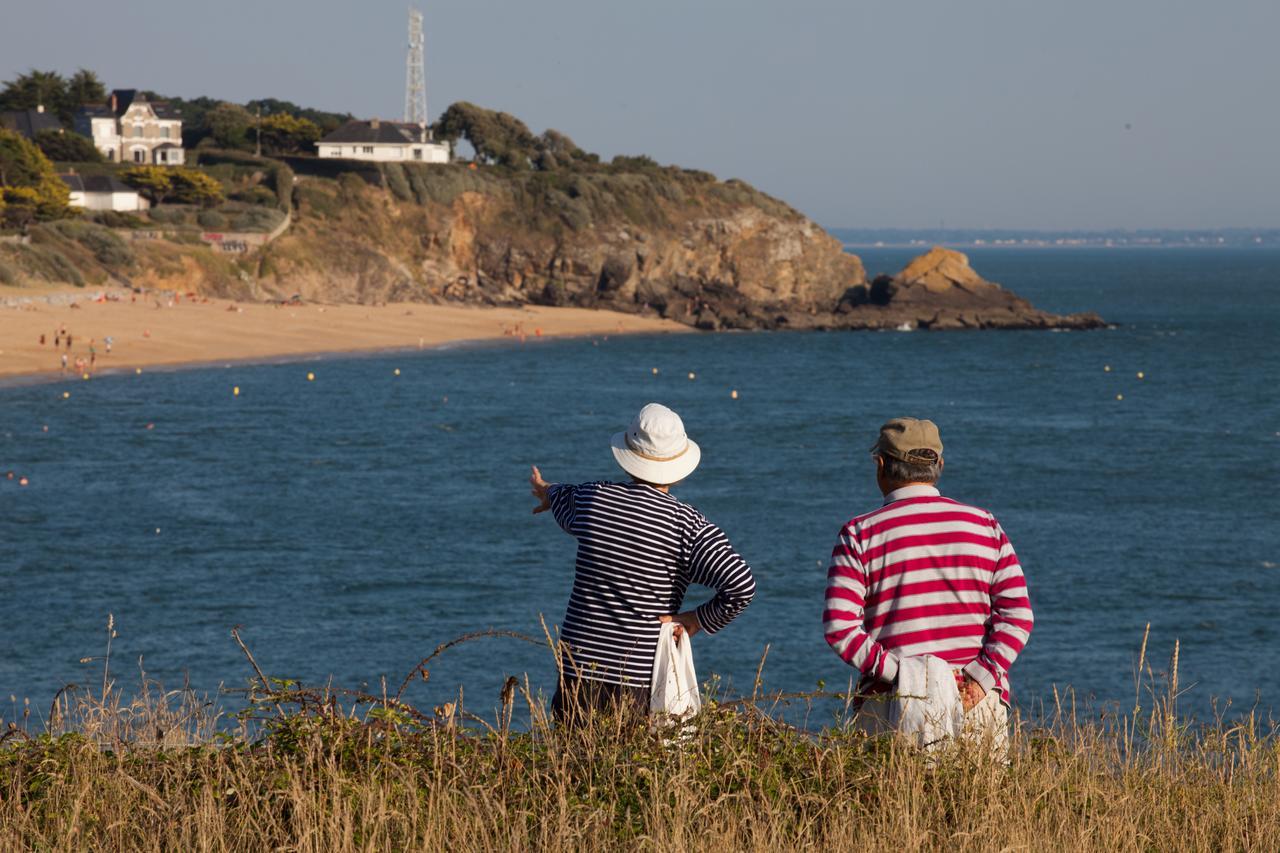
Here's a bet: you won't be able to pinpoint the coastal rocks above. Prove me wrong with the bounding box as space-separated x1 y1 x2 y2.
827 247 1106 332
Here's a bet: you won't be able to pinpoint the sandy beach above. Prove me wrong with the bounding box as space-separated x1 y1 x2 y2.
0 286 691 380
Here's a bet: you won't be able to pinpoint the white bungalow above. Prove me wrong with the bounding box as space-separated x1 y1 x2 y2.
60 174 150 212
315 119 449 163
74 89 185 165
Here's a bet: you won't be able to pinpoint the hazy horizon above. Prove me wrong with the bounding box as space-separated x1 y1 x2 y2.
4 0 1278 231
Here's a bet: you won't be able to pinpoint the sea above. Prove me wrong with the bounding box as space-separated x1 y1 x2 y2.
3 248 1278 726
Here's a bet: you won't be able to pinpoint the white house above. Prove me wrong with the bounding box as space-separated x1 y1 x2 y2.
315 119 449 163
60 174 150 212
74 89 185 165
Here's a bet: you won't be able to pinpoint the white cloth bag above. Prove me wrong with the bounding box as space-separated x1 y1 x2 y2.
649 622 702 719
892 654 965 751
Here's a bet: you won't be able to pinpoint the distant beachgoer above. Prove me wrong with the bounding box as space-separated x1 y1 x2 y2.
823 418 1034 759
54 333 60 347
530 403 756 725
89 344 96 367
105 336 113 353
60 354 68 371
66 334 73 350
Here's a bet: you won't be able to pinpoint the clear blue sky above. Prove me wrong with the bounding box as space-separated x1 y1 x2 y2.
4 0 1278 229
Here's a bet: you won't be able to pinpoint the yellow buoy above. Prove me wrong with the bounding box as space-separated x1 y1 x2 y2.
62 391 70 399
688 372 696 380
1104 365 1111 372
135 367 142 375
1116 394 1124 401
233 386 240 396
1137 371 1145 379
307 372 315 382
731 389 739 399
651 367 659 375
82 373 90 380
394 368 401 376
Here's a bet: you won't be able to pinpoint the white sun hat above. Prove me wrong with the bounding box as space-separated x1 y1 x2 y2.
610 402 702 486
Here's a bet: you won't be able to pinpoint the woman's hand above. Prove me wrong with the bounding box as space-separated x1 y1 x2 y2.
530 466 552 514
659 611 701 644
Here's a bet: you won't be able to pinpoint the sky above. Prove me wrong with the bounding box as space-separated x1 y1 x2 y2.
3 0 1278 230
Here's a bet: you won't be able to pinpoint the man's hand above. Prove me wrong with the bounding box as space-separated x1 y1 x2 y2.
530 466 552 515
960 675 986 712
658 611 701 644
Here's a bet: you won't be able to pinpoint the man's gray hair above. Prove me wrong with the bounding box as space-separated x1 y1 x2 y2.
878 450 942 485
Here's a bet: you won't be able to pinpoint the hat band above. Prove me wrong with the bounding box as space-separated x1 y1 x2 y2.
625 433 690 462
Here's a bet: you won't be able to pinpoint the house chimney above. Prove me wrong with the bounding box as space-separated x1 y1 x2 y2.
110 92 118 113
36 104 45 114
371 117 380 129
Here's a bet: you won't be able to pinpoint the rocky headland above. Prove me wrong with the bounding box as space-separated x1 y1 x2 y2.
0 103 1103 332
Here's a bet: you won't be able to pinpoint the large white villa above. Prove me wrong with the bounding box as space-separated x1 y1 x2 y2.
315 119 449 163
74 89 185 165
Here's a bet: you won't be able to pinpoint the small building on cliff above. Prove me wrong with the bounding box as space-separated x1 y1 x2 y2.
74 90 185 165
59 173 149 212
315 119 449 163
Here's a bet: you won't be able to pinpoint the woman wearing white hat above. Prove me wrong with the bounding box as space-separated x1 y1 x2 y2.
530 402 757 723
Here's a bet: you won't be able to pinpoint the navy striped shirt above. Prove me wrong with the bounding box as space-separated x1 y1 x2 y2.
547 481 756 687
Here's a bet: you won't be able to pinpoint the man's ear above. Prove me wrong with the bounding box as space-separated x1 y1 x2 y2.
874 454 885 474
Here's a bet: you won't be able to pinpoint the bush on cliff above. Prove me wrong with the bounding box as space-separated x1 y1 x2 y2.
0 129 72 226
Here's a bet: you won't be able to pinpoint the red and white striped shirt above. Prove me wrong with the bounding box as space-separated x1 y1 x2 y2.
823 485 1033 699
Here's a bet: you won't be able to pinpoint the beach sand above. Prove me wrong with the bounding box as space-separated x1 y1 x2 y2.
0 286 691 380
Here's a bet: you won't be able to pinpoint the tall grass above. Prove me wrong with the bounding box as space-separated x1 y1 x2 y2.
1 620 1276 851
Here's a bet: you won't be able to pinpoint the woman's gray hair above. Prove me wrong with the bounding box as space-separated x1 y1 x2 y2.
879 450 942 485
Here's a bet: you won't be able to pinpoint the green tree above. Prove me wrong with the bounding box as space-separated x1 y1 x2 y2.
203 102 255 150
33 129 102 163
258 112 321 156
0 70 67 114
119 165 173 204
63 69 107 112
434 102 540 169
0 129 71 225
169 168 224 207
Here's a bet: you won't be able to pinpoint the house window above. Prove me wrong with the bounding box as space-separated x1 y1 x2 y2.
413 148 422 160
161 126 169 139
363 146 374 154
132 148 145 163
133 125 143 138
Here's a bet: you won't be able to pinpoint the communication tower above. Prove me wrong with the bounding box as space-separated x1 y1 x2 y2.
404 8 428 125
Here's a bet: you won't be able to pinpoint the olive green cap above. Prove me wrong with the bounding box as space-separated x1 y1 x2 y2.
871 417 943 464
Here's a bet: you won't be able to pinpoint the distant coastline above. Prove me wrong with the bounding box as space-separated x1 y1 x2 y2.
831 227 1280 250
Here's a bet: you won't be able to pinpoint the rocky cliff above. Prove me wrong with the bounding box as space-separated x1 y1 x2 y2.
2 138 1103 331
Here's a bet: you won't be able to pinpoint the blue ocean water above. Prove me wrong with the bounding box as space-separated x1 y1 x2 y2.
3 248 1278 724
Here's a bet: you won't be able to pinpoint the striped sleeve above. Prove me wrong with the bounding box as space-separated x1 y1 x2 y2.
687 522 756 634
823 525 900 683
546 483 578 535
962 521 1034 694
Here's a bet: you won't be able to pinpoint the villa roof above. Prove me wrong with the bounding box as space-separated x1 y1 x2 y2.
319 120 424 145
60 174 138 195
0 108 63 139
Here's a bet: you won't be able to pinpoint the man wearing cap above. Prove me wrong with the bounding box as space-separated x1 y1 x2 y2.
530 402 757 724
823 418 1034 752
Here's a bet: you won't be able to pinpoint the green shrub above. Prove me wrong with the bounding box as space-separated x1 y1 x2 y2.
383 163 412 201
90 210 146 229
148 206 191 225
0 259 17 285
197 210 227 229
230 186 278 206
45 220 133 267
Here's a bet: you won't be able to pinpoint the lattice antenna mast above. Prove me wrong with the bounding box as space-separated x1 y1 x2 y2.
404 8 427 125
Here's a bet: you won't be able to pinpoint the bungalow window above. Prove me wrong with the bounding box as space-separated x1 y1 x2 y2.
363 146 374 154
413 148 422 160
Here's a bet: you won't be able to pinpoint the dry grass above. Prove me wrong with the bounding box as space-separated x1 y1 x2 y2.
1 622 1277 851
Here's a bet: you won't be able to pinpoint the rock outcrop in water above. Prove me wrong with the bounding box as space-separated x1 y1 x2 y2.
829 247 1106 331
